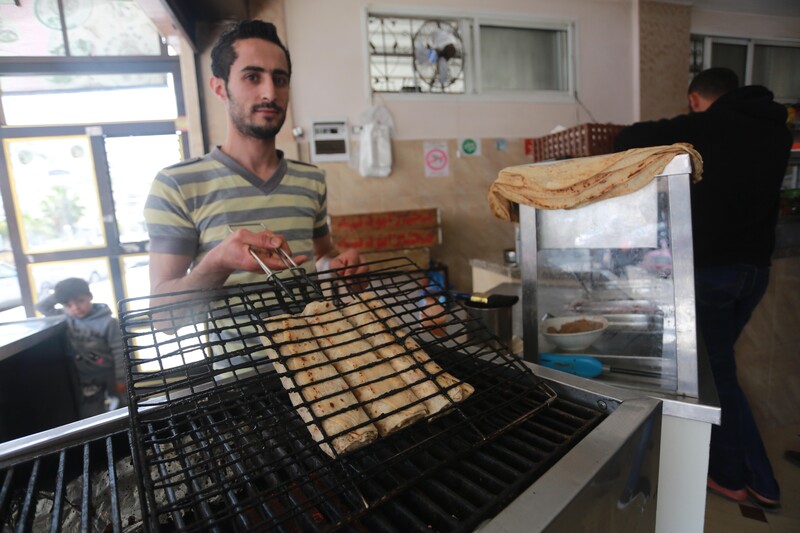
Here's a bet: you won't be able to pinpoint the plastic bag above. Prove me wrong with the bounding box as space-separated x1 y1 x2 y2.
358 106 394 177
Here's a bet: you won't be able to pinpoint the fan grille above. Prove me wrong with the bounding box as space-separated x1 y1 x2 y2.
367 15 465 94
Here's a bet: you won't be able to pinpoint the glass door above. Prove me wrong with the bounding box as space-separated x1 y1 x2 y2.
106 134 184 301
0 186 22 321
0 130 183 318
0 65 186 319
5 136 106 253
3 134 114 311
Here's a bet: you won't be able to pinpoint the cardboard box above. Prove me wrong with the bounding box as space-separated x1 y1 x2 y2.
361 248 431 270
330 208 441 252
330 208 439 232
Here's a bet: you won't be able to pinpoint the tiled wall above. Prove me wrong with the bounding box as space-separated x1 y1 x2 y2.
639 2 691 121
736 255 800 430
314 138 798 432
307 139 528 292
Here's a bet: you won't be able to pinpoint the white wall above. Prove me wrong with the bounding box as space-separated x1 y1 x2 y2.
282 1 800 142
284 0 637 141
691 8 800 40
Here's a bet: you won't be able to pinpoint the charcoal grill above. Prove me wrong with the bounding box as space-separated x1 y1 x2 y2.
0 258 662 532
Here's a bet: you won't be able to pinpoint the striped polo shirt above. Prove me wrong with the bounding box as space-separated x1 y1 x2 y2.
145 148 330 376
145 147 329 283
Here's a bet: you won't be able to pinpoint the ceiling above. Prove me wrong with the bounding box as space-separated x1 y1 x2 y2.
655 0 800 18
168 0 800 21
166 0 244 24
154 0 800 52
167 0 800 22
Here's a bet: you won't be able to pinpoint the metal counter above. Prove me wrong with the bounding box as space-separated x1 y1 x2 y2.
0 316 80 443
0 316 65 363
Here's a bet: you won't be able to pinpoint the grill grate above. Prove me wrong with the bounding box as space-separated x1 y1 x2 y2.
0 390 601 532
110 257 605 531
0 431 140 532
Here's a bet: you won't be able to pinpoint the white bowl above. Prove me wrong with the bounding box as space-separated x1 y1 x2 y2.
541 315 608 352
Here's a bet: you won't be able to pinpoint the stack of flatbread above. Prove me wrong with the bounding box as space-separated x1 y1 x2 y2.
488 143 703 221
262 291 474 458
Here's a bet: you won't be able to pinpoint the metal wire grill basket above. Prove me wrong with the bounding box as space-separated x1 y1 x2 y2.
117 257 598 531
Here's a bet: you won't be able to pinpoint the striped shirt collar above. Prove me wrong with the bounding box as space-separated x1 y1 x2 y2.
209 146 288 194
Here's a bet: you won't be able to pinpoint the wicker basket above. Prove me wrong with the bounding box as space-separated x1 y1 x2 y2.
531 123 626 162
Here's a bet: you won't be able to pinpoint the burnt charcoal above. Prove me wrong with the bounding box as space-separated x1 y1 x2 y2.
2 455 143 533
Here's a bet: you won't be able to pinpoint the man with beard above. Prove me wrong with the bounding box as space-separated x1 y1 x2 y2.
145 19 366 298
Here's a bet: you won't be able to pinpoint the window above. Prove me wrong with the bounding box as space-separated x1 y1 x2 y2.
479 25 568 93
367 11 573 97
753 44 800 102
0 0 163 57
106 134 183 244
368 15 465 94
1 73 179 126
691 35 800 102
0 0 186 318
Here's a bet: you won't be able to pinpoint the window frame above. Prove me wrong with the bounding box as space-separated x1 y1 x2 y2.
363 6 576 103
0 54 186 316
695 34 800 102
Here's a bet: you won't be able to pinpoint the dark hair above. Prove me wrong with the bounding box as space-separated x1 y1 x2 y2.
688 67 739 99
53 277 91 304
210 19 292 83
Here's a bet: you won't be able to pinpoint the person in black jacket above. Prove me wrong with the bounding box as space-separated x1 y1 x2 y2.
614 67 792 510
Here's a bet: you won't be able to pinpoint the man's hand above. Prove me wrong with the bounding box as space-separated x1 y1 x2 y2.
209 228 308 275
150 228 307 302
329 248 369 292
329 248 369 277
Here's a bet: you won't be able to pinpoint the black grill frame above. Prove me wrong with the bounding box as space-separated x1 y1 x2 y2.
112 258 606 531
0 391 603 532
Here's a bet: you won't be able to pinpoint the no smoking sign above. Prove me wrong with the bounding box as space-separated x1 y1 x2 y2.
423 141 450 177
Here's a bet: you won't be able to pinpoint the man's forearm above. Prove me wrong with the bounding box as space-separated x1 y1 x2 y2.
150 245 234 297
151 263 231 296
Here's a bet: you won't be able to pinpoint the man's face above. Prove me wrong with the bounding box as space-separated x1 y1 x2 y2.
63 294 93 319
223 38 290 140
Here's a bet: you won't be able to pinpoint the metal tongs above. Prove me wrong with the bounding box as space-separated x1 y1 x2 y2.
227 223 323 304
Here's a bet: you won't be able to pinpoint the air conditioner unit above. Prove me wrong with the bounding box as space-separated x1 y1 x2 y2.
310 120 350 163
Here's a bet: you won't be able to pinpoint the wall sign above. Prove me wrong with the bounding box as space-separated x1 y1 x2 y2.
524 138 534 159
459 138 481 156
423 141 450 177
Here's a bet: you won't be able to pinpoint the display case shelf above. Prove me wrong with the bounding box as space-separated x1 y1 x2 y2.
520 154 699 397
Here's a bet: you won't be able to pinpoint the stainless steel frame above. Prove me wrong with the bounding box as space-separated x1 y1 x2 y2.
520 154 700 397
0 365 662 533
484 363 662 532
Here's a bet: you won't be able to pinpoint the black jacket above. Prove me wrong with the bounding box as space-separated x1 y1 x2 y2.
614 86 792 267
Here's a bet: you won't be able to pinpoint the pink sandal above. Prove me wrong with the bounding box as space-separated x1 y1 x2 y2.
707 476 747 502
746 486 781 510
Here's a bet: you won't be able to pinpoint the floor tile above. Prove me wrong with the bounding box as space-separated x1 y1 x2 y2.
704 424 800 532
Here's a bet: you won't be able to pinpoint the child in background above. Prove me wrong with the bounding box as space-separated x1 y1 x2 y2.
36 277 126 418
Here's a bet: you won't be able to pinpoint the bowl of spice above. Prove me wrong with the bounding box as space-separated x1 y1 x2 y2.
541 315 609 352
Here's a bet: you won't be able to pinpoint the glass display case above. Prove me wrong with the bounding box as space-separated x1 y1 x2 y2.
520 154 700 397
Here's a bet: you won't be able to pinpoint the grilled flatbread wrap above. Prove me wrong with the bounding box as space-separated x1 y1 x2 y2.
262 315 378 457
304 301 428 436
356 292 475 404
488 143 702 219
340 300 455 416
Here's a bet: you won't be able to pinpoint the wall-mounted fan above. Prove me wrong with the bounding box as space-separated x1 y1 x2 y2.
412 20 464 90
